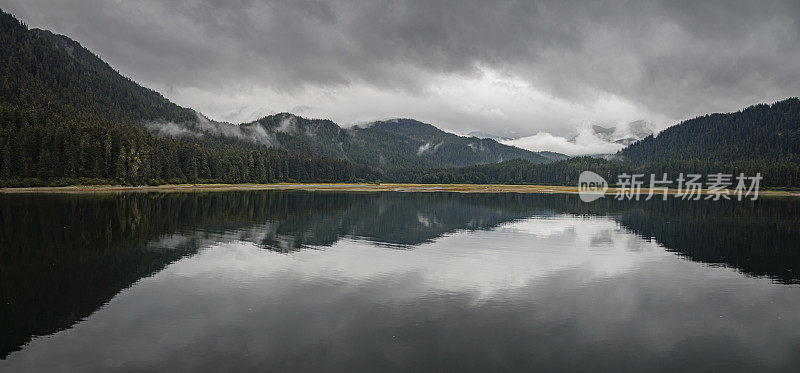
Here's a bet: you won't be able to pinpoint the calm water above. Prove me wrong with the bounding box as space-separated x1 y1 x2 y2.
1 191 800 371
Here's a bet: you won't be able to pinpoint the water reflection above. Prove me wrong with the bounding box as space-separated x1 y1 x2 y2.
1 191 799 370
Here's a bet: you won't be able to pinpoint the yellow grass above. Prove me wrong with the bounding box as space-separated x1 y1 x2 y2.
2 183 800 197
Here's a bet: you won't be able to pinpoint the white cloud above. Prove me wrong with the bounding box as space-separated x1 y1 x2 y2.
416 143 432 155
157 66 667 140
501 126 626 156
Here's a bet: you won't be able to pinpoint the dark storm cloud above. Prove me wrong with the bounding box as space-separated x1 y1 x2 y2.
2 0 799 124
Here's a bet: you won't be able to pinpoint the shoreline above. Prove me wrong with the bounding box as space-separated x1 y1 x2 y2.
2 183 800 197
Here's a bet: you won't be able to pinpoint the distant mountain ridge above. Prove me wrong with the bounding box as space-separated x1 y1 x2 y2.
348 118 551 167
156 115 555 169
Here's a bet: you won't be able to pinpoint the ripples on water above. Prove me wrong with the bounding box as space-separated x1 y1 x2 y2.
1 191 799 371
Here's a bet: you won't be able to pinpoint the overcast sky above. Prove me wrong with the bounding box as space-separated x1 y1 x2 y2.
3 0 799 142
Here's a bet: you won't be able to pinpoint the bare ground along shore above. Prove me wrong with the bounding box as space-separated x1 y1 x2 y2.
2 183 800 197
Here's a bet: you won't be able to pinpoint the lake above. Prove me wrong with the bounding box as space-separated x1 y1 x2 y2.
1 191 799 371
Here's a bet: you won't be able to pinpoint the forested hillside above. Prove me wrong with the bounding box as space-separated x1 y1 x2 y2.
0 19 196 125
620 98 800 163
0 10 368 186
150 114 552 169
355 119 549 166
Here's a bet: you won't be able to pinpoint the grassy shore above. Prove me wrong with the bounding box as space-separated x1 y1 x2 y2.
2 183 800 197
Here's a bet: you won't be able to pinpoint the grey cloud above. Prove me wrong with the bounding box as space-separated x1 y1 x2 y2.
2 0 799 126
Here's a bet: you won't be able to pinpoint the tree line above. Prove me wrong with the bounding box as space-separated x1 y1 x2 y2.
0 103 374 186
383 157 800 188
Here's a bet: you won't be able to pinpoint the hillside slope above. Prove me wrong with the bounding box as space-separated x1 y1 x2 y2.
170 115 552 169
0 13 196 125
619 98 800 163
0 10 362 185
355 119 549 167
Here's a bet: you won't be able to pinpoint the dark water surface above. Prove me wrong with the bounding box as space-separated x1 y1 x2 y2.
1 191 800 371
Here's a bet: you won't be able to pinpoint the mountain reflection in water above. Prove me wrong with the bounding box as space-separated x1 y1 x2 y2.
1 191 799 371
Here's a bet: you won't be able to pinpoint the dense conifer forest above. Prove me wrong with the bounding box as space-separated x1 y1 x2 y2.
0 11 370 186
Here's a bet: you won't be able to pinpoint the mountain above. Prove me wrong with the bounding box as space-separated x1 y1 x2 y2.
618 98 800 163
153 115 553 169
349 118 550 167
1 20 197 125
0 10 363 186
